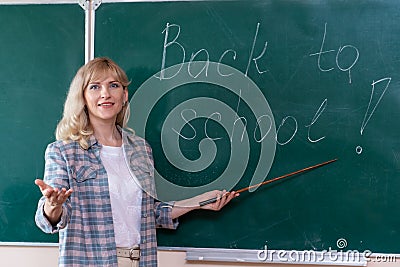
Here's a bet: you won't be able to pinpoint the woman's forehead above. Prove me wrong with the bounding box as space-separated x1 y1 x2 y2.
89 69 118 82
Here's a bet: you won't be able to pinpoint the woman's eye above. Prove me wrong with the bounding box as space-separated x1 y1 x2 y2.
89 84 99 90
110 83 120 89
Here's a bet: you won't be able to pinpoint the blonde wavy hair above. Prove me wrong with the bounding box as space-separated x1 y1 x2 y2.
56 57 131 149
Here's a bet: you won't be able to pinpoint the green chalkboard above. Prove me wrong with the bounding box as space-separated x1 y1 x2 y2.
95 1 400 253
0 4 84 243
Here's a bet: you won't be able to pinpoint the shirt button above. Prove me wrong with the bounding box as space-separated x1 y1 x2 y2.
143 213 147 218
142 239 146 243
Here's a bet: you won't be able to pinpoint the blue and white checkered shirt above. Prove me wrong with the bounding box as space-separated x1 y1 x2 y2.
35 128 178 267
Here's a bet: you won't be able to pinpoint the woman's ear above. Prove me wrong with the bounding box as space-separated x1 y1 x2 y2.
124 88 129 104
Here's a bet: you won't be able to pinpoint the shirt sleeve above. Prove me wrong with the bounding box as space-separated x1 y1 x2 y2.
154 201 179 229
34 142 72 233
35 198 70 233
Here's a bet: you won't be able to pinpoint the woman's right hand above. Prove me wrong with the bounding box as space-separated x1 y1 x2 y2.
35 179 73 225
35 179 73 207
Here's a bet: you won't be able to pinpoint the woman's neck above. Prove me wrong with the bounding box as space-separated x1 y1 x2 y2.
93 123 122 147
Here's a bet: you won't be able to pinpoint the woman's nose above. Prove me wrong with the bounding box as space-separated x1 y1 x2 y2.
100 85 110 98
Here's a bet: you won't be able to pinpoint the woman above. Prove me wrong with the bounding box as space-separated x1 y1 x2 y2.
34 57 237 267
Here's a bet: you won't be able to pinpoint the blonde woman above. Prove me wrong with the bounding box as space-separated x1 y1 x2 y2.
35 57 237 267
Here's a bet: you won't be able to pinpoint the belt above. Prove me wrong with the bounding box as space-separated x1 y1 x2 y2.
116 246 140 260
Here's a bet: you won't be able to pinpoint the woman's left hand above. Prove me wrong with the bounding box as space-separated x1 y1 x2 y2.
197 190 239 211
171 189 239 219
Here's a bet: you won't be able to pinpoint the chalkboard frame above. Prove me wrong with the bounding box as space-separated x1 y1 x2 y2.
0 1 400 264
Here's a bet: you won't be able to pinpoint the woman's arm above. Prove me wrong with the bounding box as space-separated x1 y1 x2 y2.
35 179 73 225
35 143 73 232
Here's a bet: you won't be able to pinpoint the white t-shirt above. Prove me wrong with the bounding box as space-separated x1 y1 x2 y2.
100 145 142 248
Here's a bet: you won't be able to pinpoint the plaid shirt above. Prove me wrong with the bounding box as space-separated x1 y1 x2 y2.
35 128 178 267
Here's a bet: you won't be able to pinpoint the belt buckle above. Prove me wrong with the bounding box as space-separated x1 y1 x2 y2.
129 248 140 260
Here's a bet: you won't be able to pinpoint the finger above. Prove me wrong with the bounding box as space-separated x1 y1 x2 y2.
59 188 73 197
59 188 67 195
46 188 58 200
47 191 64 206
226 191 238 202
53 187 60 195
35 179 58 199
35 179 48 191
57 190 67 202
213 192 225 210
42 187 56 198
57 188 73 203
215 190 225 201
64 188 73 198
216 191 236 209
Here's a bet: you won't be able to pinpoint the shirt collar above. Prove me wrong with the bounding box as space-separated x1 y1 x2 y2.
86 125 132 149
87 134 99 149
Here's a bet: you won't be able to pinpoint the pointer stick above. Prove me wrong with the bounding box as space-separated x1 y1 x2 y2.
199 158 338 206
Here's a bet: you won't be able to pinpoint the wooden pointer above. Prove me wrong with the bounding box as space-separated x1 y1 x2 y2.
199 158 338 206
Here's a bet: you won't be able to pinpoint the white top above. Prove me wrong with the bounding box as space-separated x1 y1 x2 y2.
100 145 142 248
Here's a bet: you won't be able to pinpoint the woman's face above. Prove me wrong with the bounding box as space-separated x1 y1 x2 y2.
84 74 128 125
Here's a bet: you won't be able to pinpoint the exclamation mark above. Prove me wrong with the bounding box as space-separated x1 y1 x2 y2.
358 77 391 154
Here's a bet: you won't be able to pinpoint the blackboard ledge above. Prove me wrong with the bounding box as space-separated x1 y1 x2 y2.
177 247 369 266
0 1 77 4
0 244 397 265
0 242 57 247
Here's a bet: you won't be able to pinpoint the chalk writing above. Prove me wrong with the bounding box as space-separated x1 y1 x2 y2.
171 96 327 147
254 114 273 143
159 23 185 80
309 23 359 84
305 99 327 143
276 116 298 146
218 49 236 77
336 45 359 84
155 21 392 159
231 89 247 142
245 22 269 77
171 108 274 144
360 77 391 135
157 22 268 80
205 112 223 141
172 109 197 140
